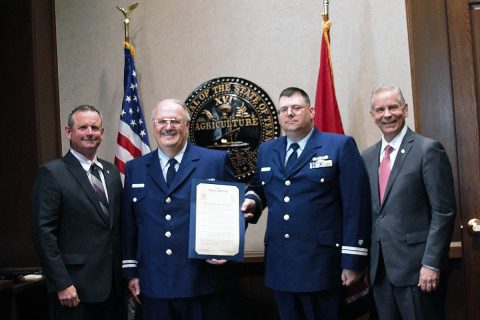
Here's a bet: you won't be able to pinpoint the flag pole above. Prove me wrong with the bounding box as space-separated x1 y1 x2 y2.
116 3 139 42
323 0 329 20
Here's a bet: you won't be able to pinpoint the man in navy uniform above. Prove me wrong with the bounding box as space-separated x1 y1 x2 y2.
122 99 236 320
242 87 371 319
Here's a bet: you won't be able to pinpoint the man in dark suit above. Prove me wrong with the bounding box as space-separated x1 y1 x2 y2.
362 85 456 319
242 87 371 319
31 105 123 320
122 99 236 320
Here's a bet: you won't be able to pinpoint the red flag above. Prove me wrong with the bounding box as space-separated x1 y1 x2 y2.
314 17 344 134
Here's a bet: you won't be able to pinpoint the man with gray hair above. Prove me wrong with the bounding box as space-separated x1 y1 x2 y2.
363 85 456 319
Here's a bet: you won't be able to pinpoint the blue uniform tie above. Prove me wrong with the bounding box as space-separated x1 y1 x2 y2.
285 143 300 171
166 158 178 187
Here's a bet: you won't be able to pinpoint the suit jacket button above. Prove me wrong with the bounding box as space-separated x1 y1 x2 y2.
320 178 325 183
284 196 290 203
133 197 137 203
165 197 171 204
166 249 172 255
285 180 291 186
262 181 265 185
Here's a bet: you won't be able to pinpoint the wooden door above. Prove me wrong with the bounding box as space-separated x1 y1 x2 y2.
447 1 480 319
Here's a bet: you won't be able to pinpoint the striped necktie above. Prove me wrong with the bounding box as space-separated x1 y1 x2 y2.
90 164 109 216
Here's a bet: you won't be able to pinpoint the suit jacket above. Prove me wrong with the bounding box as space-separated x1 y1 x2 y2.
122 143 236 298
248 128 371 292
362 128 456 286
31 151 122 302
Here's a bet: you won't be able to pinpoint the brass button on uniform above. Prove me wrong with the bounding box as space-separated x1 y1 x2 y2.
166 249 172 255
284 214 290 220
284 196 290 203
165 231 171 238
165 197 171 204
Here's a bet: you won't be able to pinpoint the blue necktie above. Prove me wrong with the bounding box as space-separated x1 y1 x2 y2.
285 143 300 171
166 158 178 187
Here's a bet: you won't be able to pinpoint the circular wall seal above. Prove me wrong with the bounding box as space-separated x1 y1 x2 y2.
186 77 280 181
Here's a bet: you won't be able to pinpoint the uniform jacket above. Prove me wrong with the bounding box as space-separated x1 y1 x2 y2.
362 128 456 286
248 128 371 292
31 151 122 302
122 143 236 298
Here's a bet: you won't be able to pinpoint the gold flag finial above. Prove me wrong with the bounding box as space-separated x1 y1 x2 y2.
116 3 139 42
323 0 329 20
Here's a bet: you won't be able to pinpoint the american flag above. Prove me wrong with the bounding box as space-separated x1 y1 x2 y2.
114 43 150 180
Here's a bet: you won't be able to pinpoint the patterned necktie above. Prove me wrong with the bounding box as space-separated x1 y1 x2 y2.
379 145 393 204
90 164 109 216
166 158 178 187
285 143 300 171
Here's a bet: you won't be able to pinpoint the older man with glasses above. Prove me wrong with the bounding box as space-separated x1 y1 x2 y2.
122 99 237 320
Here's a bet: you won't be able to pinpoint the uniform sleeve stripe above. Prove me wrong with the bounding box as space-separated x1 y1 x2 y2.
122 264 138 268
341 246 368 252
122 260 138 264
342 249 368 256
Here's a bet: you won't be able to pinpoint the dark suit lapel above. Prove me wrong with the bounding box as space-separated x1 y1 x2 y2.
99 160 115 229
146 150 169 193
382 129 415 206
272 137 287 176
64 151 109 226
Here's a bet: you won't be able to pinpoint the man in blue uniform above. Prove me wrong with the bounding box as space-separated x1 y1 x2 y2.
122 99 236 320
242 87 371 319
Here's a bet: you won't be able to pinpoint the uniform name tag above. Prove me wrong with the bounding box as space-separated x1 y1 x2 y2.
132 183 145 188
261 167 271 172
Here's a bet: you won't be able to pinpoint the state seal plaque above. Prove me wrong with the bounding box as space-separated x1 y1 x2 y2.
186 77 280 181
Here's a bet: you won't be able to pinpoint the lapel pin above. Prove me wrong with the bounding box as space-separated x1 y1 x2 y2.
401 149 405 154
106 170 110 174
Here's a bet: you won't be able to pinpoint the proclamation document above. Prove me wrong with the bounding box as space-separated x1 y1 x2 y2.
188 179 245 261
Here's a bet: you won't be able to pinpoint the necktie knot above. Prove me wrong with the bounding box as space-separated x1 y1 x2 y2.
168 158 178 167
384 144 393 157
290 143 300 152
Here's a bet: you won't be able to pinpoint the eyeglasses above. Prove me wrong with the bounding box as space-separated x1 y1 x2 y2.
153 118 184 127
277 105 309 114
372 105 404 115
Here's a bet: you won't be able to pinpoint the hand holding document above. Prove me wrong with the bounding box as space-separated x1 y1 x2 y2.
188 179 245 261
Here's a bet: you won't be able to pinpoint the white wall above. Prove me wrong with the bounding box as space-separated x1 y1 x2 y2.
56 0 414 252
